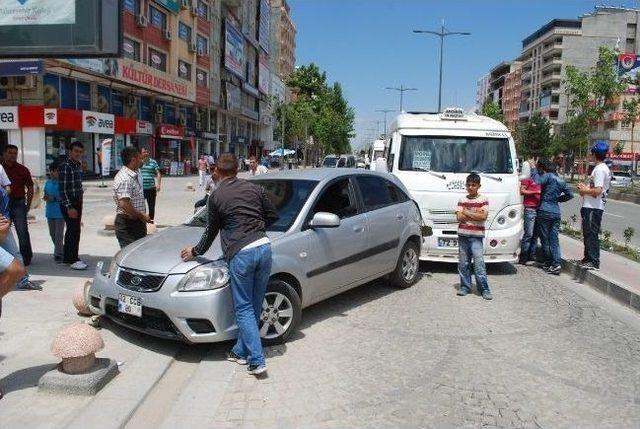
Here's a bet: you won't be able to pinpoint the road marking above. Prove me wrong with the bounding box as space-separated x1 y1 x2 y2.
604 213 624 218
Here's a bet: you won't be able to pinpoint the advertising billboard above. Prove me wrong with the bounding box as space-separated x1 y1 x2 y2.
258 53 270 95
0 0 121 58
225 20 245 79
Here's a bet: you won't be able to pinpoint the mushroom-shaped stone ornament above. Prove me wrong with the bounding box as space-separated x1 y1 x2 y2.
102 214 116 231
51 324 104 374
72 281 93 316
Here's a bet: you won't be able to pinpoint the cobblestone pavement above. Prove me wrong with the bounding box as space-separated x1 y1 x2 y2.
207 263 640 429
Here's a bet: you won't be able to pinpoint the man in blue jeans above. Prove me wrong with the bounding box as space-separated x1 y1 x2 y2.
181 153 278 376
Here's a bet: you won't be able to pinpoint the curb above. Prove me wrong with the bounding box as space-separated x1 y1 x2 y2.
607 191 640 205
561 258 640 312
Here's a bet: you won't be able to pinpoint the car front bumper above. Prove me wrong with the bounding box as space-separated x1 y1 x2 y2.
88 263 239 344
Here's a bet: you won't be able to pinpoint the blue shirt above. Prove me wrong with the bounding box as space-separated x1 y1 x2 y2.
0 188 9 218
44 179 63 219
531 169 573 216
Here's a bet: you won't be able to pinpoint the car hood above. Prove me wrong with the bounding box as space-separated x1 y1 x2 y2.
116 225 283 275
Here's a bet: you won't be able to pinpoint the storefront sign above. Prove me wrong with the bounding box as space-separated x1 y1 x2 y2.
609 152 640 161
0 60 43 76
153 0 179 14
258 0 270 53
225 20 245 78
0 106 18 129
198 131 217 140
44 108 57 125
117 59 195 101
63 58 106 74
136 120 153 135
158 124 184 139
0 0 76 26
258 53 269 95
82 111 115 134
226 82 241 112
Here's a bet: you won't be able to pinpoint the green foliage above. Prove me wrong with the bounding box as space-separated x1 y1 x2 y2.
553 114 589 156
516 112 552 158
481 100 504 123
624 227 635 248
613 141 625 156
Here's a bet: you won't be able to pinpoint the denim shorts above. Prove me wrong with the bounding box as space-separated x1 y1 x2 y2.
0 245 14 271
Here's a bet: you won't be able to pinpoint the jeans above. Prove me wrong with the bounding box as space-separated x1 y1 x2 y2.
143 188 157 220
9 199 33 265
581 207 603 268
47 218 65 260
114 215 147 249
198 170 207 187
1 231 30 288
458 235 490 293
61 197 82 264
537 210 561 267
520 207 538 261
229 244 272 367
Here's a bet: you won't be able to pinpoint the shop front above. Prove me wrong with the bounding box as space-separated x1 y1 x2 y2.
128 120 154 153
197 131 218 159
156 124 195 176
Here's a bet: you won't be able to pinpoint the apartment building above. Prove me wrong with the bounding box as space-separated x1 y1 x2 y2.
475 73 490 110
502 62 522 132
270 0 297 80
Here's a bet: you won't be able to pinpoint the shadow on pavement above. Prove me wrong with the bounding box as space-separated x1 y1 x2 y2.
27 253 112 279
420 260 517 276
0 363 56 395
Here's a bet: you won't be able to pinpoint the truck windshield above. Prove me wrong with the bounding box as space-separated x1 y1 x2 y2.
399 135 514 174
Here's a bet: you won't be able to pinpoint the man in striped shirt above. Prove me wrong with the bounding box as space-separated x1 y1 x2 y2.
456 173 492 300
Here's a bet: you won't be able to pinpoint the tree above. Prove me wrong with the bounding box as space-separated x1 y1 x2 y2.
481 100 504 123
613 141 625 156
516 112 552 158
622 97 640 171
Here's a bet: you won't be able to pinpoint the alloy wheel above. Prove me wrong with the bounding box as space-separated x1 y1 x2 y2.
402 247 418 282
260 291 294 340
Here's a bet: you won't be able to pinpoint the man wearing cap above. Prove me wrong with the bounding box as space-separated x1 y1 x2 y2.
577 141 612 271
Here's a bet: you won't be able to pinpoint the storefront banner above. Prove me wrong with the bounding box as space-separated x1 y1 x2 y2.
0 0 76 26
0 106 18 129
153 0 179 14
116 59 196 102
158 124 184 139
258 0 270 53
226 82 242 113
258 53 270 95
44 108 57 125
225 20 245 78
136 120 153 135
63 58 107 74
83 111 115 134
0 60 43 76
101 138 112 177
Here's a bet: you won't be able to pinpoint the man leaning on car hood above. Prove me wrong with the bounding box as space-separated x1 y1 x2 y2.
181 153 279 376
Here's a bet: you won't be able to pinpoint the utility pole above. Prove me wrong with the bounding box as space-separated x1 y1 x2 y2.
414 20 470 113
375 109 395 138
386 85 417 112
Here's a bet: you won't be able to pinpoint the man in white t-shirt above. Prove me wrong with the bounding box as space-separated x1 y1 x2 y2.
248 156 268 176
576 141 611 271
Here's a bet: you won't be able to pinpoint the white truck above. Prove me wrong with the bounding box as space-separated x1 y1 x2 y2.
368 139 387 171
386 108 523 263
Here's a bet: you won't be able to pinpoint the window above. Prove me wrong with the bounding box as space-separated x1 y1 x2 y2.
197 0 209 20
196 34 208 54
178 60 192 80
123 0 140 14
196 69 208 88
178 22 192 42
337 158 346 168
355 176 394 211
148 48 167 72
313 179 358 219
122 37 141 62
149 5 167 30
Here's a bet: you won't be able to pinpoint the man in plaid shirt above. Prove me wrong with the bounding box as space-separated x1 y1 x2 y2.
59 141 87 270
113 147 152 248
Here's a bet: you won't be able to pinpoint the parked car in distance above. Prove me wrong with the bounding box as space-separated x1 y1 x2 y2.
356 157 366 169
322 154 356 168
89 169 423 346
610 170 634 188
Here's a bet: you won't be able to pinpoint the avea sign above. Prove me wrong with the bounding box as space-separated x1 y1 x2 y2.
0 106 18 129
82 111 114 134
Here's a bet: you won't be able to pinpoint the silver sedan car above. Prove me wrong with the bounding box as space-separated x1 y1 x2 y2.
89 169 423 345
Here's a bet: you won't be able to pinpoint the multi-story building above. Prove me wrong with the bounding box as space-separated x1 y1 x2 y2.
0 0 295 177
488 61 512 111
475 74 490 110
502 62 522 132
270 0 296 81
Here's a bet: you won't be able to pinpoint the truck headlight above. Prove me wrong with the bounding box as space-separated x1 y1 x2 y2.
177 261 230 292
490 205 523 230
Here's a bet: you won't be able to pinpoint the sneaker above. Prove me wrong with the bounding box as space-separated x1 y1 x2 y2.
226 351 247 365
482 291 493 301
248 364 267 376
547 265 562 275
457 288 470 296
16 281 43 291
580 261 599 271
70 261 88 270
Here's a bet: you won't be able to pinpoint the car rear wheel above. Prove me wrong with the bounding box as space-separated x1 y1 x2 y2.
260 279 302 346
390 240 420 289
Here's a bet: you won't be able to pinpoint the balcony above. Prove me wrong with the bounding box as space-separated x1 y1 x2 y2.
541 58 562 72
543 42 563 53
521 71 532 82
540 72 562 85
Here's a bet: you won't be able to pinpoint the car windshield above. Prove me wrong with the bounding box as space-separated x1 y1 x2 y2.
399 135 514 174
185 179 318 232
322 157 337 167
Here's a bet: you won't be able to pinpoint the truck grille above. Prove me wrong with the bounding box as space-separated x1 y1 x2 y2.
117 269 165 292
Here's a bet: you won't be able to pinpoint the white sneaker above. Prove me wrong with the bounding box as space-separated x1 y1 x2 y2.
70 261 88 270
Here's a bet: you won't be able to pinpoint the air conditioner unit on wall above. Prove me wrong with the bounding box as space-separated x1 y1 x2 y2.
189 42 197 53
136 14 148 28
177 115 186 127
14 76 35 90
164 30 172 41
154 104 164 115
0 77 13 90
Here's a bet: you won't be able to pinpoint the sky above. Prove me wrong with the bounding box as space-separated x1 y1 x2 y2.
289 0 640 150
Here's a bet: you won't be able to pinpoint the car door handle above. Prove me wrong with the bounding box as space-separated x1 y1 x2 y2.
353 225 365 233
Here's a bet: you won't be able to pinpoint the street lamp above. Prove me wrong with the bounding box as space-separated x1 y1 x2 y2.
386 85 417 112
375 109 395 138
414 20 470 113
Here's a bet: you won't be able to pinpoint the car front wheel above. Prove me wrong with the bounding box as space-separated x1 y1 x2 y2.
260 279 302 346
389 240 420 289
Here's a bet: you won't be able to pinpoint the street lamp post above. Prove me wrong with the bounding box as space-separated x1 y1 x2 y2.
375 109 395 138
386 85 417 112
414 20 470 113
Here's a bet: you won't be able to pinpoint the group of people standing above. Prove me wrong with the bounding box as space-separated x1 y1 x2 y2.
519 141 611 273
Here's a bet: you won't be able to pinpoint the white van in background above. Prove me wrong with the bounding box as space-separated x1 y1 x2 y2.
369 139 386 171
386 108 523 263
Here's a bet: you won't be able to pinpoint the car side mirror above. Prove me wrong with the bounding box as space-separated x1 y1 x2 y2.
309 212 341 228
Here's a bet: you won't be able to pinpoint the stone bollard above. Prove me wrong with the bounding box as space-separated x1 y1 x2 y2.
102 214 116 231
39 324 119 395
72 281 93 317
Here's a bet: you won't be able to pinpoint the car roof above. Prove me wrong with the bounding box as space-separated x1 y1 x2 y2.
248 168 396 183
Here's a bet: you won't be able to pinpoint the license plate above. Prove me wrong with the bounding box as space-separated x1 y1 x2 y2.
438 238 458 248
118 294 142 317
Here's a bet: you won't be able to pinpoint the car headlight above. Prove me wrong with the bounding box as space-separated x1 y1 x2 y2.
108 250 122 278
177 261 230 292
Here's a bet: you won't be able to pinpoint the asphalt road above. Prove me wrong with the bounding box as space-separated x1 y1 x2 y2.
561 194 640 248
